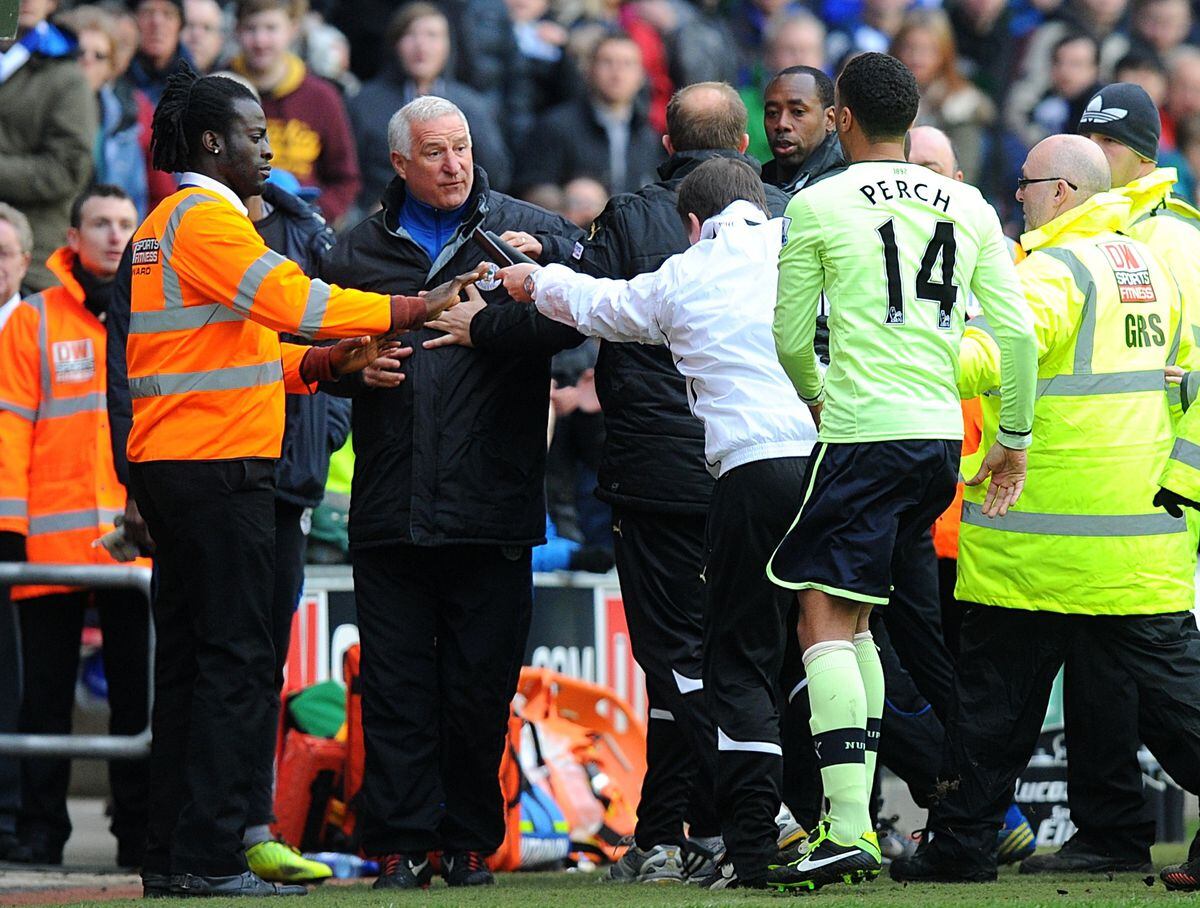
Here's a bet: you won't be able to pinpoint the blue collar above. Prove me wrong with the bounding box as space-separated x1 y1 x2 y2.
398 192 469 263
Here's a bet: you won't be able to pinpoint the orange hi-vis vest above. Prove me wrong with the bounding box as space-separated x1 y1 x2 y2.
0 248 151 600
126 184 393 462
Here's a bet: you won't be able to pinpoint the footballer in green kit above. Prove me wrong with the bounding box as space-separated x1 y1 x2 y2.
765 52 1039 892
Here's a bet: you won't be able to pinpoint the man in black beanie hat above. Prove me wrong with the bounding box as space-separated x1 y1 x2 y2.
1016 81 1200 885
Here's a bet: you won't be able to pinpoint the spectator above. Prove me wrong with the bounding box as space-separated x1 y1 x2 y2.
742 9 827 163
1010 33 1101 147
62 6 151 218
1174 113 1200 202
636 0 738 89
0 185 149 869
1116 50 1169 108
298 9 358 95
1006 0 1130 137
0 0 97 293
441 0 520 107
0 203 34 863
518 33 664 195
106 4 140 75
827 0 911 71
181 0 227 73
947 0 1015 104
891 9 995 184
563 176 609 227
731 0 807 86
127 0 192 103
503 0 579 146
319 95 583 891
231 0 360 224
1131 0 1192 60
1165 46 1200 150
348 3 512 210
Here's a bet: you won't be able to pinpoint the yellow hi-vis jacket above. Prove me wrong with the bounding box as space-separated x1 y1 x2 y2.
1114 167 1200 384
955 191 1198 615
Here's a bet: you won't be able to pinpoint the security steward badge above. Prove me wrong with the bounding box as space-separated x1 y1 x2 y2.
52 339 95 384
1099 241 1157 303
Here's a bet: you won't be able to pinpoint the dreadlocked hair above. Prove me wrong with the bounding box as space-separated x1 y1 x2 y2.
150 62 259 174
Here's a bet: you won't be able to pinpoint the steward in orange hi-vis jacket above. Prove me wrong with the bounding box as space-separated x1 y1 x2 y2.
123 67 478 898
0 245 151 599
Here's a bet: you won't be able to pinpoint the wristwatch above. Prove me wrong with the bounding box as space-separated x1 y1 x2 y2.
523 272 537 300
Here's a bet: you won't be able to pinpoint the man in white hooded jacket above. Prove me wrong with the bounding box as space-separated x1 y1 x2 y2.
499 157 817 890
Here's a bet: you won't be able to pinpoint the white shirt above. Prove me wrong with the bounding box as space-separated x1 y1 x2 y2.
0 293 20 334
534 200 817 478
179 171 249 216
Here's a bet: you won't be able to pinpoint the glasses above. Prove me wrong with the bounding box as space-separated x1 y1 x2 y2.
1017 176 1079 191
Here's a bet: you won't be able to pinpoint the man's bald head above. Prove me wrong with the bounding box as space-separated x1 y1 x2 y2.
905 125 961 180
1019 134 1112 231
665 82 750 154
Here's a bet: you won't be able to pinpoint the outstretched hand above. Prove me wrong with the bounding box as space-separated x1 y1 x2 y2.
424 284 487 350
966 441 1027 518
329 336 383 377
420 264 491 322
363 342 414 388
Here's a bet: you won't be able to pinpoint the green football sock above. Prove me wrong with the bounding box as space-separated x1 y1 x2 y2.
803 640 871 844
855 631 885 796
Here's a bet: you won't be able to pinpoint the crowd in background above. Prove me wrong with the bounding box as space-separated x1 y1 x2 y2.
7 0 1200 561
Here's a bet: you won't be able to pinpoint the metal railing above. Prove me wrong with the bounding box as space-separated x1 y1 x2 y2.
0 563 153 760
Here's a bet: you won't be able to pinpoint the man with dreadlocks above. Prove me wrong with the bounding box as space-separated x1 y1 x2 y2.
120 63 482 898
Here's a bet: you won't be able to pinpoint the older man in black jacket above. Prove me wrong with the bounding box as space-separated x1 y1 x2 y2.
320 95 582 891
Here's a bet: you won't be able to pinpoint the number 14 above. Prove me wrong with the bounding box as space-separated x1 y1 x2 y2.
876 219 959 329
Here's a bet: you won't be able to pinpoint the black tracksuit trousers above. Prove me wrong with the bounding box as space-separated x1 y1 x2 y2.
129 458 278 877
611 506 721 848
17 590 150 856
352 543 533 856
702 457 808 883
928 605 1200 871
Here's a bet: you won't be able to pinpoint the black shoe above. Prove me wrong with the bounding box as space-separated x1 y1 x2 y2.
173 870 307 896
890 835 997 883
442 851 495 886
1018 835 1151 875
8 831 64 865
1162 855 1200 891
769 827 882 892
372 853 433 890
141 872 174 898
695 858 766 890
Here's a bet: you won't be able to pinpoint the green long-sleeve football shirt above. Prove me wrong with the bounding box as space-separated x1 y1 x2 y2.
774 160 1037 448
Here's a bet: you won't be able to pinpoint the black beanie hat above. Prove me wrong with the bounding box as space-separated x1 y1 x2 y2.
1077 82 1161 163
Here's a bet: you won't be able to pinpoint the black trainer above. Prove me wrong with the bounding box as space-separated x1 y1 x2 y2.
769 826 881 892
173 870 307 896
442 851 495 886
141 872 174 898
1018 835 1151 875
373 853 433 890
695 858 765 890
890 834 997 883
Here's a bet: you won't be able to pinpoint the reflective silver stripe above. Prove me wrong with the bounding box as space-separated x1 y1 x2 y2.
0 398 36 421
128 360 283 399
298 280 331 340
1183 371 1200 413
231 250 287 316
28 507 120 536
962 500 1185 536
1038 248 1096 375
1036 369 1165 396
1194 324 1200 346
129 303 242 335
27 293 53 419
1167 314 1182 366
0 499 27 519
39 391 105 418
160 193 212 309
1170 437 1200 470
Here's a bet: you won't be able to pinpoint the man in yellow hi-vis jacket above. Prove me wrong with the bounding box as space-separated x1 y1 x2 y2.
1019 82 1200 878
891 134 1200 885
